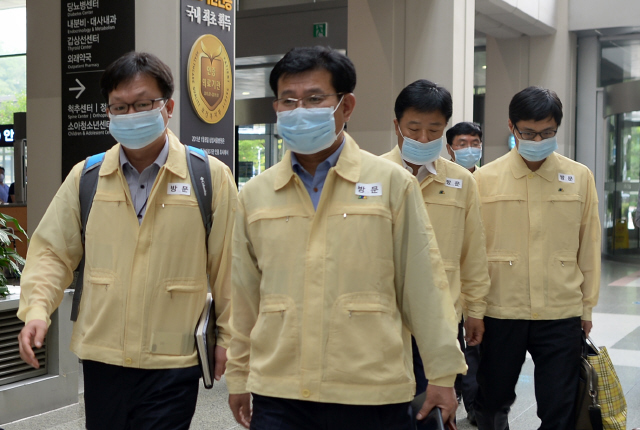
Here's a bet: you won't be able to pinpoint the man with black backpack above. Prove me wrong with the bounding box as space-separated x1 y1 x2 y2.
17 52 237 430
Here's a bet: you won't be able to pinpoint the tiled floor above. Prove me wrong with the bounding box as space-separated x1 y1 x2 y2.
2 259 639 430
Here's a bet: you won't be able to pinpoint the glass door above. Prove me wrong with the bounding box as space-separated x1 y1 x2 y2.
236 123 284 190
604 111 640 259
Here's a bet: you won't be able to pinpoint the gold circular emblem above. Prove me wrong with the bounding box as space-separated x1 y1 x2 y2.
187 34 232 124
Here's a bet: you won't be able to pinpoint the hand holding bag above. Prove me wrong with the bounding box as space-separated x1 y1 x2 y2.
576 333 602 430
576 334 627 430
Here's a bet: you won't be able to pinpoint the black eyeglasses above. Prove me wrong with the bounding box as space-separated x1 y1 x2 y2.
108 98 167 115
513 125 557 141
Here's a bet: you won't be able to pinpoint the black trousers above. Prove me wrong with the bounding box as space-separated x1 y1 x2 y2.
474 317 582 430
250 394 413 430
83 360 201 430
456 319 480 414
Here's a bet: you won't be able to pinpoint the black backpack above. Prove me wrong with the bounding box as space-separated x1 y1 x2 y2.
70 145 213 321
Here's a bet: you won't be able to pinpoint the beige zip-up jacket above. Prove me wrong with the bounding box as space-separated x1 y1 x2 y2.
18 130 237 369
226 134 466 405
382 148 491 321
474 148 601 321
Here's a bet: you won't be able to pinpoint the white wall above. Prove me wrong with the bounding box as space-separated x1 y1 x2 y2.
569 0 640 31
347 0 475 155
26 0 62 234
483 0 576 163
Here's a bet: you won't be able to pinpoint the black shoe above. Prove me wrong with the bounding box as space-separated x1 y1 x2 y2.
467 409 477 426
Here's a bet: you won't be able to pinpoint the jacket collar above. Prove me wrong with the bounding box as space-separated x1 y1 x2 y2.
273 132 362 190
509 147 557 182
100 129 188 179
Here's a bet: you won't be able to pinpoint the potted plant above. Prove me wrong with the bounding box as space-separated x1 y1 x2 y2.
0 213 27 298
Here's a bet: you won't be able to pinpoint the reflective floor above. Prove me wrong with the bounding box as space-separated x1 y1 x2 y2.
2 259 639 430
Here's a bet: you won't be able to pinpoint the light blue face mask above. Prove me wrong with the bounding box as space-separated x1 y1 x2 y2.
399 128 443 165
276 97 344 155
453 147 482 169
517 135 557 162
109 106 167 150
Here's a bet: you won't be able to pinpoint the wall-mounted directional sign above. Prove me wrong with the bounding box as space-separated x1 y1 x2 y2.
61 0 135 178
0 124 14 147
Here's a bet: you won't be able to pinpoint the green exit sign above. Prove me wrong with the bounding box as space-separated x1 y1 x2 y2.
313 22 328 38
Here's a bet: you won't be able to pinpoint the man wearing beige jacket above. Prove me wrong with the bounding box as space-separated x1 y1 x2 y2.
226 47 466 430
382 79 490 427
17 52 237 429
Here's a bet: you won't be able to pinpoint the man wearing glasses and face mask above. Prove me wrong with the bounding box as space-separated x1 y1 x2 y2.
226 47 466 430
446 122 484 174
17 52 237 429
473 86 601 430
382 80 490 428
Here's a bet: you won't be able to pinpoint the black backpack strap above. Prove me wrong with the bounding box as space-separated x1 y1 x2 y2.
70 152 105 321
185 146 213 241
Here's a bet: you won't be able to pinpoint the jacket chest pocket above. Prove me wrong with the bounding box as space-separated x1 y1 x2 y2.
480 195 526 238
324 205 395 293
147 280 206 356
250 295 300 378
323 293 407 385
247 208 310 265
153 197 203 249
545 194 583 239
423 197 466 253
86 192 128 239
325 204 393 260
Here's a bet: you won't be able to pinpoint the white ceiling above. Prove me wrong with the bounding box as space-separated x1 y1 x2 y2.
0 0 24 10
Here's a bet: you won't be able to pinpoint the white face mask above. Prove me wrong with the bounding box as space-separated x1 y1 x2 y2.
276 97 345 155
108 106 167 150
399 128 443 165
517 136 558 162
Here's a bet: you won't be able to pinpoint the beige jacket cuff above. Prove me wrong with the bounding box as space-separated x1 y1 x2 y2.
24 307 51 327
216 332 231 350
582 307 593 321
428 374 458 388
225 376 250 394
464 303 486 320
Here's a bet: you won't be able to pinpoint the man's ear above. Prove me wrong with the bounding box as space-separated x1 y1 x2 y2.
393 119 400 137
341 93 356 122
165 99 175 118
446 144 455 160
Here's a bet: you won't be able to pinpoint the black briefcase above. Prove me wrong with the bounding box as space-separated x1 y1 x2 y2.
410 392 447 430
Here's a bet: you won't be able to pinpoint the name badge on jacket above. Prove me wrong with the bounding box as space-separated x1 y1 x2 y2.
558 173 575 183
445 178 463 189
355 183 382 196
168 183 191 195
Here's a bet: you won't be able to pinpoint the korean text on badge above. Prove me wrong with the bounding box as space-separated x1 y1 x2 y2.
168 183 191 196
445 178 463 189
558 173 575 183
355 182 383 197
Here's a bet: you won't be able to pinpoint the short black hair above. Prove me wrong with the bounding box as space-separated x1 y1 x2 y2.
446 122 483 146
100 51 174 102
269 46 356 96
509 86 563 127
394 79 452 122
